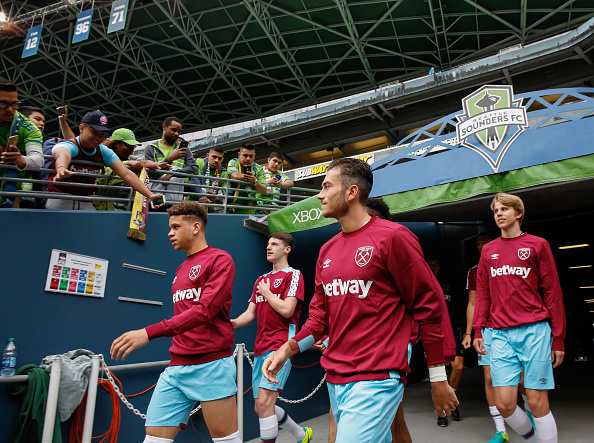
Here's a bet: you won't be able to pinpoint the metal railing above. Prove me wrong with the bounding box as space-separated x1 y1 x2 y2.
0 345 326 442
0 157 318 212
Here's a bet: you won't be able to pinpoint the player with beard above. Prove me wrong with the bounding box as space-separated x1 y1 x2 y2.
261 158 458 443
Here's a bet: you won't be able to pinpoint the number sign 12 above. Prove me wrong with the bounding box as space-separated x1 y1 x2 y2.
22 25 43 58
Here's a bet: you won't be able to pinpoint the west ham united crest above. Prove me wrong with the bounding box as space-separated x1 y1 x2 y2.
188 265 201 280
456 85 528 172
355 246 374 267
273 278 283 288
518 248 530 260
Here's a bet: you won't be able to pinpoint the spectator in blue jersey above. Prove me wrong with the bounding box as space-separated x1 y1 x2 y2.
0 77 43 207
19 106 46 134
16 106 47 207
45 110 161 210
187 146 230 212
144 116 197 203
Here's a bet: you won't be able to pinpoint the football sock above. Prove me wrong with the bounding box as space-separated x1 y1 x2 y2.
143 436 173 443
213 430 242 442
275 405 305 440
489 405 507 433
259 415 278 442
505 406 535 440
143 435 173 443
534 411 557 443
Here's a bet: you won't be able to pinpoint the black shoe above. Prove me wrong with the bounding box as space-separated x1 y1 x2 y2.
437 416 448 427
451 407 460 421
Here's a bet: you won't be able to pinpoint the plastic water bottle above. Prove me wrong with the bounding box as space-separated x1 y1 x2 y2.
1 338 17 376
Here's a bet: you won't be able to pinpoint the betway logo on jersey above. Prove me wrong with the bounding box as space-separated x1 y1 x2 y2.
255 293 281 303
490 266 531 279
173 287 202 303
323 279 372 299
72 166 101 174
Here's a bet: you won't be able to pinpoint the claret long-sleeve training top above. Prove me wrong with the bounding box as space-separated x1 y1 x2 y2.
292 217 448 385
146 246 236 365
473 233 566 352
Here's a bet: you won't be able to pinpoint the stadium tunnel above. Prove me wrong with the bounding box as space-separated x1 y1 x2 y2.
268 86 594 377
370 86 594 367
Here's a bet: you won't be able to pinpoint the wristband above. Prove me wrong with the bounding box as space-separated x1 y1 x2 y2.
463 333 471 336
429 365 447 382
289 338 299 352
56 165 67 169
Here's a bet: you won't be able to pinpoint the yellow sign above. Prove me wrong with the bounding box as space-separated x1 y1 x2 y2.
295 154 373 180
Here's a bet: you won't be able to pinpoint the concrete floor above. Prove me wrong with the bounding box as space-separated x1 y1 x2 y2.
246 363 594 442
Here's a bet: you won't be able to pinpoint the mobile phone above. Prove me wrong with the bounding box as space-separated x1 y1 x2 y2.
178 139 189 149
150 195 167 209
57 106 66 117
7 135 19 147
242 164 252 174
275 173 282 181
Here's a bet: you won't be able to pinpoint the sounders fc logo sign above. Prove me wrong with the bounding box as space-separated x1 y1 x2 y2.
456 85 528 172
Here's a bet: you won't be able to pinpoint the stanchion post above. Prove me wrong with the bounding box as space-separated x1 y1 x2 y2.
81 354 101 443
41 356 62 443
236 343 244 441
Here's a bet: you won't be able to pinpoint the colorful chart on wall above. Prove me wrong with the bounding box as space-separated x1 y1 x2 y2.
45 249 109 298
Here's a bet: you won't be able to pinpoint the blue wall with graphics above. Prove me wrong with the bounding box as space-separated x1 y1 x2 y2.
0 209 331 442
0 209 446 441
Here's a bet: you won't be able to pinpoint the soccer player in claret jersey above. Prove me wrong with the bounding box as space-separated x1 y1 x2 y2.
261 158 458 443
110 202 242 443
473 193 566 443
232 232 312 443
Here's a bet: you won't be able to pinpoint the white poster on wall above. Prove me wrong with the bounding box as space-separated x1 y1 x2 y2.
45 249 109 298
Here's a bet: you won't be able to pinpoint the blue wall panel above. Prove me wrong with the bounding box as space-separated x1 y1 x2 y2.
0 209 447 441
0 209 333 441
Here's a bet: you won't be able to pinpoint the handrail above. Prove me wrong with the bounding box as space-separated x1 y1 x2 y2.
1 346 324 443
1 160 318 212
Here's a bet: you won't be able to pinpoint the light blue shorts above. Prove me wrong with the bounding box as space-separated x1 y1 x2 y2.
328 371 404 443
145 356 237 428
491 322 555 390
252 350 292 398
478 327 493 366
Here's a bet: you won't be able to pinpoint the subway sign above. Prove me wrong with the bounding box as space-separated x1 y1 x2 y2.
293 154 374 181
